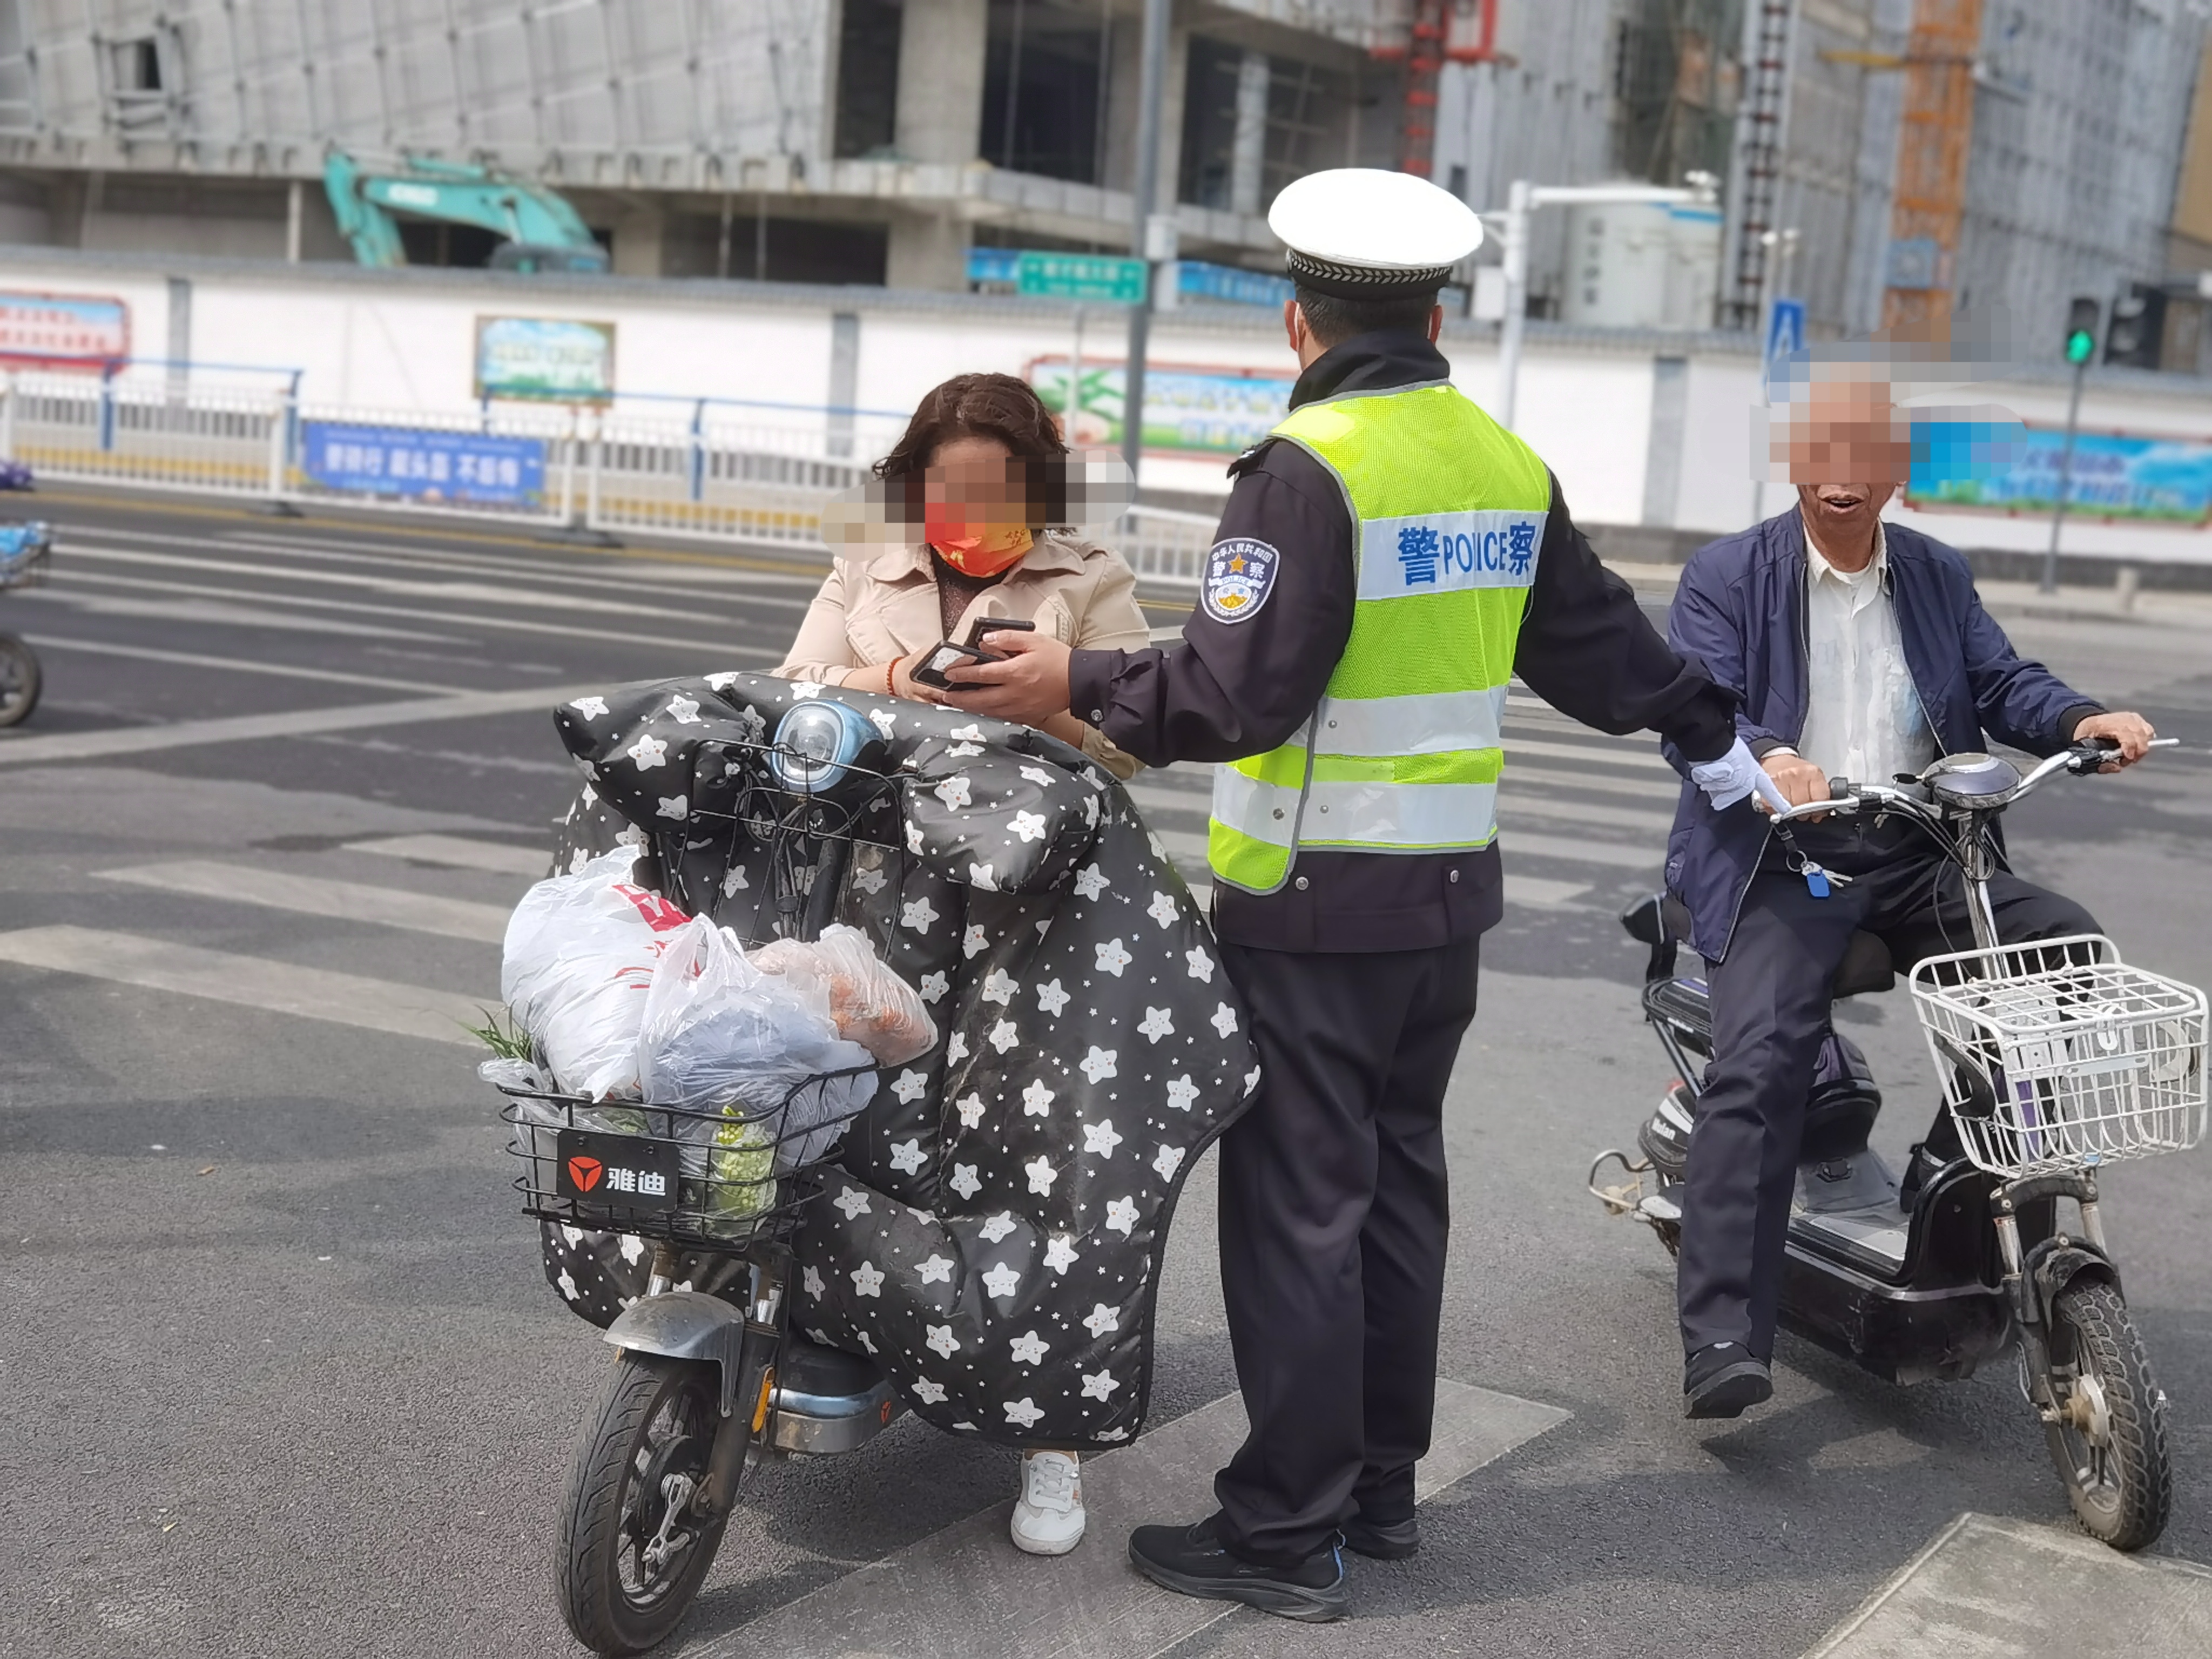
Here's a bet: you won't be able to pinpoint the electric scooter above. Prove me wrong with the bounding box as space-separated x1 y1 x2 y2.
1591 739 2204 1551
0 520 50 727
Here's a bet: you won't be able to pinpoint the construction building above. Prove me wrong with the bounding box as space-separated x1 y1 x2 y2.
0 1 2205 370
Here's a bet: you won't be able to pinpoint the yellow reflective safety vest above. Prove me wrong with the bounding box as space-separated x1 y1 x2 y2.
1206 380 1550 895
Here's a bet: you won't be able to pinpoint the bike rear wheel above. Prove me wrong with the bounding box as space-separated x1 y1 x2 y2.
0 633 39 727
2039 1279 2170 1551
557 1352 734 1655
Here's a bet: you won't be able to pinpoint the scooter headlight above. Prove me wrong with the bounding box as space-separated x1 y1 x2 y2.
768 699 875 795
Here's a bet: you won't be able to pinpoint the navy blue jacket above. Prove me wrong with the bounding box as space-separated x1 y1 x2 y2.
1661 509 2101 963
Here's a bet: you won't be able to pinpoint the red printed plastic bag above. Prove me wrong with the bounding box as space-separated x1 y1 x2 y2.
501 848 692 1100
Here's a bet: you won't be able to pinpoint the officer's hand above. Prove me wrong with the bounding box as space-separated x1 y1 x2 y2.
941 630 1075 727
1760 750 1831 819
2073 710 2156 770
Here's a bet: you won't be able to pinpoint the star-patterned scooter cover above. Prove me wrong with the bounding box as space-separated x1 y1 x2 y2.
535 670 1256 1450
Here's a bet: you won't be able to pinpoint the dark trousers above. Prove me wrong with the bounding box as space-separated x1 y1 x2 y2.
1677 825 2098 1360
1212 939 1480 1566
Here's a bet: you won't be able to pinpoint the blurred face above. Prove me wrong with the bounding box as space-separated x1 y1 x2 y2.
921 434 1038 576
1772 375 1908 549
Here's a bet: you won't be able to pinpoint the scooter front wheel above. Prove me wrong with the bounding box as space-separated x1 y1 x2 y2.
557 1352 733 1655
0 633 40 727
2039 1280 2171 1551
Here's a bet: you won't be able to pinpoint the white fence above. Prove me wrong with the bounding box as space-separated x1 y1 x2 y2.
0 370 1216 584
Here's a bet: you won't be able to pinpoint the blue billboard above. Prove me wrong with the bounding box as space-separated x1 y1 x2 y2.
1906 426 2212 525
301 422 548 507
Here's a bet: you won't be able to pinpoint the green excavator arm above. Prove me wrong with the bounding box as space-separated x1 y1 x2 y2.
322 149 609 274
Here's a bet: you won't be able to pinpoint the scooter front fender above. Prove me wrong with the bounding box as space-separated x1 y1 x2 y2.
606 1290 749 1417
2028 1239 2121 1318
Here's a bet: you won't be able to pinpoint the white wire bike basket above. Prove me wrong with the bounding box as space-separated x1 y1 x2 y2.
1911 934 2209 1179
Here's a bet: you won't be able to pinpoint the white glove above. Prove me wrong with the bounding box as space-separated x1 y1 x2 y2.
1692 736 1795 815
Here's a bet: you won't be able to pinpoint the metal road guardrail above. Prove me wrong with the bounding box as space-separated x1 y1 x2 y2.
0 369 1214 585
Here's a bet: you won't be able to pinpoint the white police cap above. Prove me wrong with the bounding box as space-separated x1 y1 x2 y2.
1268 168 1483 299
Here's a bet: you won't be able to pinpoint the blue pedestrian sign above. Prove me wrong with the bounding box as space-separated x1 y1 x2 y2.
1765 298 1806 394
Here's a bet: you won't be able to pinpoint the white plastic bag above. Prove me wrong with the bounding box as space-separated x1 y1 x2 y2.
636 916 878 1192
501 848 692 1100
753 923 939 1065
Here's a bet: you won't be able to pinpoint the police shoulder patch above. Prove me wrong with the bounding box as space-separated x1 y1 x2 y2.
1201 537 1280 625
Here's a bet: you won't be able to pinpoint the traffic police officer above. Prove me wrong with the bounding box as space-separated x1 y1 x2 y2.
946 167 1762 1620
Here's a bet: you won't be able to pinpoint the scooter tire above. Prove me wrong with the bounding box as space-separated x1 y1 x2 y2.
2040 1280 2171 1552
0 633 40 728
557 1352 733 1655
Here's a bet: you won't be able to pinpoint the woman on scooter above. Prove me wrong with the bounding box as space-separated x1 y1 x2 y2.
773 370 1150 1554
777 371 1149 784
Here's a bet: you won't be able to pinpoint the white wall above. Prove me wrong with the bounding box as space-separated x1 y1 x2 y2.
8 248 2212 565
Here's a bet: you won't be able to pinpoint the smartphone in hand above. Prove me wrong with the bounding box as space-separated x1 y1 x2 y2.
909 617 1036 691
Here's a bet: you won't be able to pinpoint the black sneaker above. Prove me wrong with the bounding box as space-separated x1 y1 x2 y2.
1127 1514 1348 1622
1339 1512 1419 1560
1683 1342 1772 1420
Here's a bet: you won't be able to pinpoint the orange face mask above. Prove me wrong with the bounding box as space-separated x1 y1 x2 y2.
926 511 1034 578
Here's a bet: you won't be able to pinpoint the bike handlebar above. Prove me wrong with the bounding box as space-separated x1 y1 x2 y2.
1761 737 2177 826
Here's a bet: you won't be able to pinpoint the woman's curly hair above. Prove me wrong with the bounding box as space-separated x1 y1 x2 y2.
873 372 1070 525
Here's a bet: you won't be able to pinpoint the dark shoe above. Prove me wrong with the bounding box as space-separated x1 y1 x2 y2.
1339 1512 1419 1560
1127 1514 1348 1622
1683 1343 1772 1420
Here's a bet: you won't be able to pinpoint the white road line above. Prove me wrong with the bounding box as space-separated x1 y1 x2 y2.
24 632 468 694
1507 873 1593 908
345 833 551 878
1498 831 1663 871
45 565 792 658
23 588 464 643
0 925 489 1045
0 683 607 766
215 528 832 589
687 1377 1567 1659
94 860 512 943
1498 792 1676 837
63 539 808 618
1804 1512 2212 1659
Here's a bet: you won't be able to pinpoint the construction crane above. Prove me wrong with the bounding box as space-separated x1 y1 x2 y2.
322 150 611 275
1864 0 1986 328
1371 0 1499 178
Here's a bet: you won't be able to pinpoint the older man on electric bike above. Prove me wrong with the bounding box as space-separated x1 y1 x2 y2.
1663 367 2156 1419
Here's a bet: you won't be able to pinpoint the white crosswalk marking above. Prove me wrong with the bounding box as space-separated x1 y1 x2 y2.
345 834 551 878
0 926 488 1044
687 1377 1568 1659
95 861 512 943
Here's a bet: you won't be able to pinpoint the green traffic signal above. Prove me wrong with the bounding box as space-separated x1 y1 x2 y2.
2066 330 2095 365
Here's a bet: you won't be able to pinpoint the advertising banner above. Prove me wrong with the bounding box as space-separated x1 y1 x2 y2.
0 291 130 370
1905 424 2212 525
1027 358 1296 454
301 422 549 508
474 316 616 402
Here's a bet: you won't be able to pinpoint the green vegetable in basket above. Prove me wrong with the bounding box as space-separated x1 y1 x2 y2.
705 1110 777 1228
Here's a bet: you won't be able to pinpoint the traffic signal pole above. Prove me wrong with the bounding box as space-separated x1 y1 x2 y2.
2039 358 2086 595
2042 299 2099 594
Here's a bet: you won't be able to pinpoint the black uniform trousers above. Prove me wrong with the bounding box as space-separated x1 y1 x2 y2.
1212 938 1480 1566
1677 822 2099 1361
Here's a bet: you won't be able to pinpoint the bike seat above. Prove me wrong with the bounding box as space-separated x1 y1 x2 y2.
1832 931 1894 999
1624 893 1893 999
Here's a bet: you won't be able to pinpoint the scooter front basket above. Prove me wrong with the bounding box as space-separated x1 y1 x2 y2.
1910 934 2209 1178
496 1065 877 1251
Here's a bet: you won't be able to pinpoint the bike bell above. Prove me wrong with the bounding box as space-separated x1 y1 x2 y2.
768 699 884 797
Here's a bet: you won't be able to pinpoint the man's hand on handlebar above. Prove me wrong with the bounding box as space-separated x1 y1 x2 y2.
1756 749 1834 819
2072 711 2157 771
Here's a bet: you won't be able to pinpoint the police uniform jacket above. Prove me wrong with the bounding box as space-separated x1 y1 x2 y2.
1068 331 1738 953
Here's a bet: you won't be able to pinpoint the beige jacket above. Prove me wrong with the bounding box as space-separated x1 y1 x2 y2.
774 530 1150 778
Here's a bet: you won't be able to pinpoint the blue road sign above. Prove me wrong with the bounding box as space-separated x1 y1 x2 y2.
1766 298 1806 366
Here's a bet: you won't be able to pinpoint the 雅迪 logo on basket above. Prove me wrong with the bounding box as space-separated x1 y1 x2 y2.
555 1129 679 1209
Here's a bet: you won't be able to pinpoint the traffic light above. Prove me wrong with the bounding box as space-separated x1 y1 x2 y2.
2105 284 2166 370
2065 296 2099 365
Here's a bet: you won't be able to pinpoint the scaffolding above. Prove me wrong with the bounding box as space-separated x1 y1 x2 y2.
1880 0 1982 329
0 0 832 188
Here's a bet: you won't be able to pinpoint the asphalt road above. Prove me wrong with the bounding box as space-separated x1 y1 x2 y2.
5 487 2212 1659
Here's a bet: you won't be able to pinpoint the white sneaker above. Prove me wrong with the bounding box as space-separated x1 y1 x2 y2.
1010 1450 1086 1555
